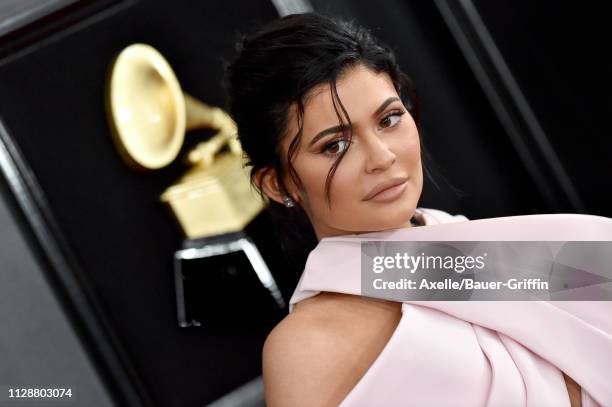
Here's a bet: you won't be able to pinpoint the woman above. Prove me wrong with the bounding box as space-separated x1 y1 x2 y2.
224 12 609 406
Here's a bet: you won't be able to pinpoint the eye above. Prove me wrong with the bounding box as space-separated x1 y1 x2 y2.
379 110 406 129
322 138 351 156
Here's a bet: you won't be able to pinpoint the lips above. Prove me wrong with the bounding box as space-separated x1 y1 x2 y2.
363 176 409 201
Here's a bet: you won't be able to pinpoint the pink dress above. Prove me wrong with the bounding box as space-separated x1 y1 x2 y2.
288 207 612 407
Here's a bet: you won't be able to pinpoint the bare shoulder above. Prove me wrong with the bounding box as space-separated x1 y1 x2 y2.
262 304 356 407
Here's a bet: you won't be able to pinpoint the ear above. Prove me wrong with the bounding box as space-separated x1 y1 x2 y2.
254 167 298 206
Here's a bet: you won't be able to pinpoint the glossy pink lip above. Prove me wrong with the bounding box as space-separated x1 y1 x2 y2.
363 177 409 201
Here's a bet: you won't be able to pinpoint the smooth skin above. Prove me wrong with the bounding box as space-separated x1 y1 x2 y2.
257 63 581 406
256 63 423 240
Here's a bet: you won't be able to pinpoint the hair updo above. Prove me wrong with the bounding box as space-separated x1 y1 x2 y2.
223 12 425 271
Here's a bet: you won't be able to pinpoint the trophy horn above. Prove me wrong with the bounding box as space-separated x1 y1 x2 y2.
105 43 240 170
105 43 266 239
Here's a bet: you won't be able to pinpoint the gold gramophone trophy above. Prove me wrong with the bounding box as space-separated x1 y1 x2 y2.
105 43 285 327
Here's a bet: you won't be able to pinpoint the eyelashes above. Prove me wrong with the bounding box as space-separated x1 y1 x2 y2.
322 139 351 156
379 109 406 129
321 109 407 156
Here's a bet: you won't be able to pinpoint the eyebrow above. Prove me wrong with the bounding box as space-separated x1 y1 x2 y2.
307 96 401 147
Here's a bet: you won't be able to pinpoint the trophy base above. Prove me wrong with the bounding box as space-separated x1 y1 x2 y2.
173 231 286 328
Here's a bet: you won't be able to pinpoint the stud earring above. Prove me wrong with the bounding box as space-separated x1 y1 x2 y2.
283 196 295 208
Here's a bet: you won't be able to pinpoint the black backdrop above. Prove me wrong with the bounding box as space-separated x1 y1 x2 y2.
0 1 284 406
0 0 609 406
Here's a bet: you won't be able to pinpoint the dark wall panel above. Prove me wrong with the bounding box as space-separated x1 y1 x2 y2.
471 0 611 217
0 1 284 406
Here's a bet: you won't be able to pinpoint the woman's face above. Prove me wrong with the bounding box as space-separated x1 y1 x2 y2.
274 63 423 240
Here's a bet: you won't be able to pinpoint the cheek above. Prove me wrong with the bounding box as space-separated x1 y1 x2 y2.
300 157 363 216
392 129 421 166
293 156 335 202
399 127 421 163
408 141 421 167
329 165 361 203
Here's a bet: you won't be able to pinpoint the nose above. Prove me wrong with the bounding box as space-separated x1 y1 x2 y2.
364 132 396 173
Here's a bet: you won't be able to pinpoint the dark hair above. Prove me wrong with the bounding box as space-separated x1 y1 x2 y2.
223 12 442 270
